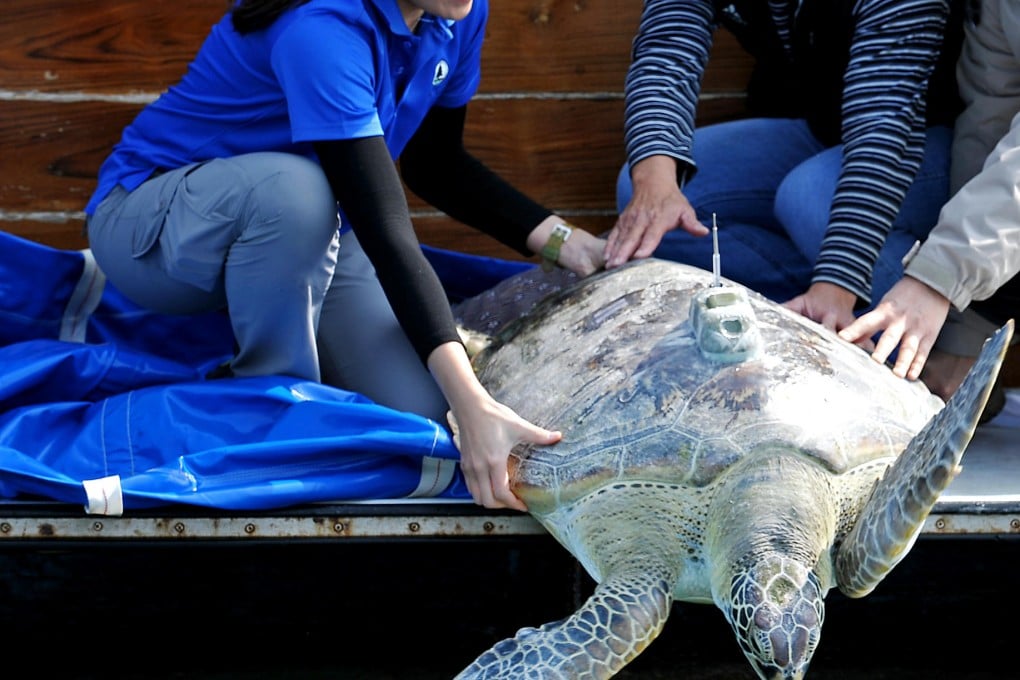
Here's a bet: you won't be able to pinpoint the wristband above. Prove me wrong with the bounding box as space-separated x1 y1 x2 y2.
541 222 573 272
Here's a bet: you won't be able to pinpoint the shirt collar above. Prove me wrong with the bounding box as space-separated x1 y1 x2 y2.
367 0 455 38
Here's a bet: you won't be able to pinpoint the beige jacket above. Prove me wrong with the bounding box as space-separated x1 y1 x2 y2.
905 0 1020 311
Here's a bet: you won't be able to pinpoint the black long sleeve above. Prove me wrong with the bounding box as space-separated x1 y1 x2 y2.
314 136 461 364
400 105 552 256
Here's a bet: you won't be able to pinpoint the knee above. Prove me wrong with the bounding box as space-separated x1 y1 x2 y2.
616 163 633 212
774 169 833 239
255 155 338 241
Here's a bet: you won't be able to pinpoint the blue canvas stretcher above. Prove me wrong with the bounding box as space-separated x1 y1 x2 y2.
0 230 530 514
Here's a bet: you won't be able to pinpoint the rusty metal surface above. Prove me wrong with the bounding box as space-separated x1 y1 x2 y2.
0 507 545 542
0 498 546 542
0 503 1017 543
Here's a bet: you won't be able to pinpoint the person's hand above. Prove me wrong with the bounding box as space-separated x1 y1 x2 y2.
526 217 606 277
447 394 561 512
783 281 858 333
838 276 951 380
429 342 561 511
558 228 607 277
604 156 708 268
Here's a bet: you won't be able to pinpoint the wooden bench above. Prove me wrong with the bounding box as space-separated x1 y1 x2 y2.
1 1 1017 543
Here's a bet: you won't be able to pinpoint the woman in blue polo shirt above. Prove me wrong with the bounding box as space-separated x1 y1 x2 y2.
84 0 606 511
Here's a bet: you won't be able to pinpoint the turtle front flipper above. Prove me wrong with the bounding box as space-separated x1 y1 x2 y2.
454 569 674 680
457 324 494 358
836 320 1014 597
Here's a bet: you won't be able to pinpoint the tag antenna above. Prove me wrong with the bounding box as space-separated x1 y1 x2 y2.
711 213 721 287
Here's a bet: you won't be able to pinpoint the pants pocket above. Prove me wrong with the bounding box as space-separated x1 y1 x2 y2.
125 176 177 260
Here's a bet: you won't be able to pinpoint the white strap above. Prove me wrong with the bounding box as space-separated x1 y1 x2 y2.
82 475 124 516
407 456 457 498
59 248 106 343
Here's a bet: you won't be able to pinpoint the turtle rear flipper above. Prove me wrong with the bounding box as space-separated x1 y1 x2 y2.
454 570 673 680
835 320 1014 597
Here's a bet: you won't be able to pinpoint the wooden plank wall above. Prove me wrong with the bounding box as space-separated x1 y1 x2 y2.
0 0 752 260
2 1 1017 397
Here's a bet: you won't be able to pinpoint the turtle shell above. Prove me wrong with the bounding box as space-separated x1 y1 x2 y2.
468 259 944 516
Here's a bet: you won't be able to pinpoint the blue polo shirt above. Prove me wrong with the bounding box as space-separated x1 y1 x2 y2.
85 0 486 215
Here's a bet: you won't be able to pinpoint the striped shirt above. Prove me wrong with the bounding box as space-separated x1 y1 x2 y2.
623 0 956 303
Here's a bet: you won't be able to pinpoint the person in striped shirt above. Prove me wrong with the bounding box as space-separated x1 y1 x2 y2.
839 0 1018 416
605 0 964 336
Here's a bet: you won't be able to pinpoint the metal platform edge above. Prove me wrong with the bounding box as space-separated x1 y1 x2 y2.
1 498 1019 543
0 501 548 543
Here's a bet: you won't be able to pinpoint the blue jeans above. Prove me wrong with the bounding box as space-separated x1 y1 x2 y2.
616 118 953 308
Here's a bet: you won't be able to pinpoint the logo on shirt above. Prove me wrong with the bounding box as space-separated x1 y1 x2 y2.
432 60 449 86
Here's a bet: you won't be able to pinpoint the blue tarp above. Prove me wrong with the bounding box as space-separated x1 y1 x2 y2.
0 230 531 513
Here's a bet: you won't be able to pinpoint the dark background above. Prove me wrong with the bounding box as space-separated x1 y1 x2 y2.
1 535 1015 679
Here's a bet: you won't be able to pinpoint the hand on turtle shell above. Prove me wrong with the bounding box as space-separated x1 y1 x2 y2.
604 155 708 269
839 275 951 380
783 281 858 333
526 216 607 277
446 396 561 512
558 229 608 277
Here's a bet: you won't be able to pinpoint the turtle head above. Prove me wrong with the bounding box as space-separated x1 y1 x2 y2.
723 555 824 680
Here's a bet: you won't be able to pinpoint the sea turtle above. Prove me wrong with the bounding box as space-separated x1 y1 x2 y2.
451 257 1012 680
